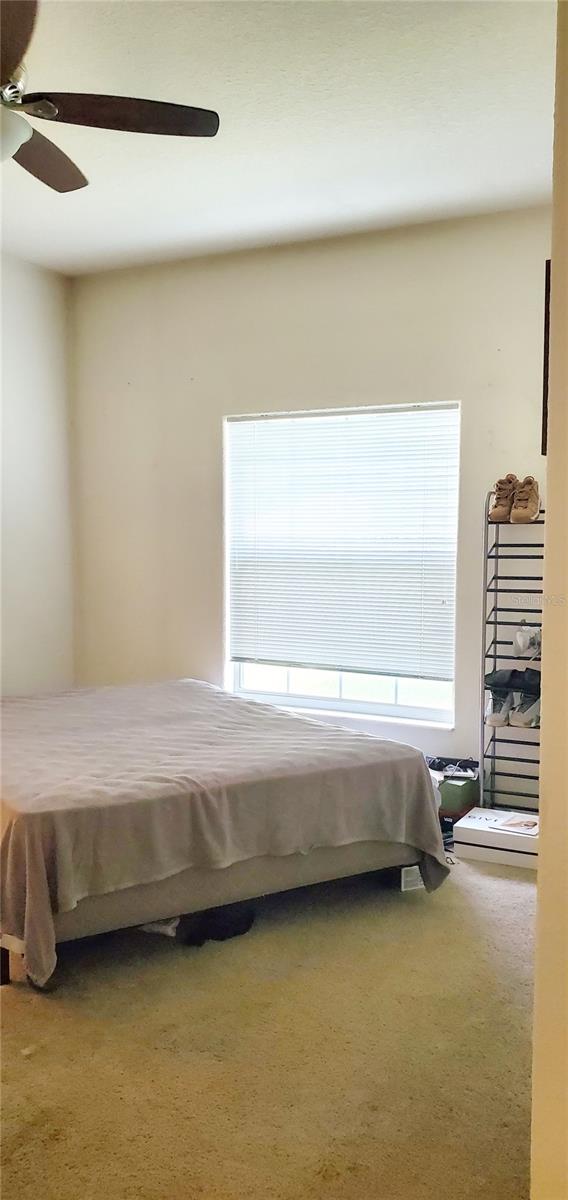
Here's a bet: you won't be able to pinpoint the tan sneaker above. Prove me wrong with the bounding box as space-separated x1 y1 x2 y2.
511 476 540 523
489 474 518 522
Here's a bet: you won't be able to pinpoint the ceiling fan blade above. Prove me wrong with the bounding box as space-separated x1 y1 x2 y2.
1 0 37 83
21 92 220 137
13 127 88 191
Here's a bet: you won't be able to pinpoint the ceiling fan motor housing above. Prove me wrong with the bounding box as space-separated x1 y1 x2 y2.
1 62 26 99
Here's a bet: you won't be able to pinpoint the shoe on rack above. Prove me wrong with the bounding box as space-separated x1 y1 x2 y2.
485 668 525 691
519 666 541 697
509 693 541 727
512 622 542 659
511 476 540 523
485 688 515 727
489 474 518 522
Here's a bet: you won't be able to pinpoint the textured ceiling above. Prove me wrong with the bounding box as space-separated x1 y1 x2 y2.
1 0 557 275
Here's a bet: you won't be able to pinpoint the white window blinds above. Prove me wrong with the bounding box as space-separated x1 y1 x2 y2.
226 404 460 682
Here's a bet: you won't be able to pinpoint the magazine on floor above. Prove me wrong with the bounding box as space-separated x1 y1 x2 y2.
463 808 540 837
498 814 539 836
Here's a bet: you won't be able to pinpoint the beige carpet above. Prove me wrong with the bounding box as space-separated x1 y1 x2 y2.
1 860 535 1200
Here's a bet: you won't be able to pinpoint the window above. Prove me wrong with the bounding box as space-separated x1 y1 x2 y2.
225 404 460 723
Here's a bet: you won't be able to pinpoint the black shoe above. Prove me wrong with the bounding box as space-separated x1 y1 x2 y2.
520 667 541 697
176 902 256 947
484 668 521 690
485 667 540 695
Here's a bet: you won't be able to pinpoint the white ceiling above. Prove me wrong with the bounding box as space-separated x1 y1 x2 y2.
1 0 557 275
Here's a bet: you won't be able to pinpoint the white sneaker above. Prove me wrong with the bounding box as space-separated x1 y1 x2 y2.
486 690 514 727
509 693 541 727
512 623 542 658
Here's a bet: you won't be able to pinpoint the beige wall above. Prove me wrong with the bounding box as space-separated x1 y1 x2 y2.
1 255 74 694
71 206 550 756
531 5 568 1198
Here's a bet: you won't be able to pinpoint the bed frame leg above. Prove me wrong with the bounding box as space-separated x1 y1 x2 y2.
1 947 10 986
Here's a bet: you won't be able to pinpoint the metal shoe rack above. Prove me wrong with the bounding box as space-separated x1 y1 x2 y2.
479 491 544 810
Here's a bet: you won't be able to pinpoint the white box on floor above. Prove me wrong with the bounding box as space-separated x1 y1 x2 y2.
453 807 538 870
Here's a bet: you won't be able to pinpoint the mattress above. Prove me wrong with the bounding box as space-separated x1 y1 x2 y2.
1 679 448 985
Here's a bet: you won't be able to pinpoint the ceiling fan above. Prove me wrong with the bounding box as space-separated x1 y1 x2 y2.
0 0 219 192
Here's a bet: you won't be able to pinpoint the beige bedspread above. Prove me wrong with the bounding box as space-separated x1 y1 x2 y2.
1 680 448 985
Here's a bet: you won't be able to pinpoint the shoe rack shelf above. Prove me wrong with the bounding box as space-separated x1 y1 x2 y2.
479 490 544 811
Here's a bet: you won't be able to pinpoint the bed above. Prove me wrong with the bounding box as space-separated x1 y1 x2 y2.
1 679 448 987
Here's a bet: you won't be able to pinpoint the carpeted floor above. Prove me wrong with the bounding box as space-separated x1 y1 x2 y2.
1 860 535 1200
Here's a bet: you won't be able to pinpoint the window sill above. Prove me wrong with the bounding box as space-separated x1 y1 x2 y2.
283 705 455 733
